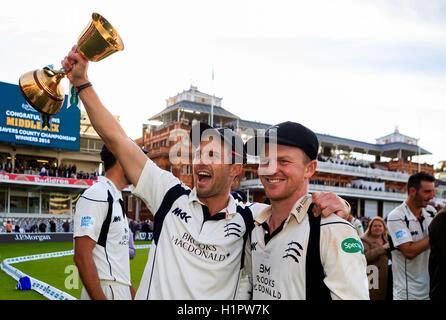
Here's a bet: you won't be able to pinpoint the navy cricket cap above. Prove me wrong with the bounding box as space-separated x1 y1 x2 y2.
245 121 319 160
190 122 246 164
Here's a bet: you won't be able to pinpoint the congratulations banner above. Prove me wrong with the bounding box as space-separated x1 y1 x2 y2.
0 81 80 151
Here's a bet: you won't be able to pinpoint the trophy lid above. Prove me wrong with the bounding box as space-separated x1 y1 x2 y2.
77 13 124 62
92 13 124 51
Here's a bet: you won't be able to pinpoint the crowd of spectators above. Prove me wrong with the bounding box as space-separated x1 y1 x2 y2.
317 154 376 169
128 219 154 240
309 178 402 193
0 158 99 180
359 216 371 230
2 218 153 235
316 154 405 173
0 217 71 233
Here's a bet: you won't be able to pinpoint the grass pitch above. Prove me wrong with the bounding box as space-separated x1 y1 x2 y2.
0 241 151 300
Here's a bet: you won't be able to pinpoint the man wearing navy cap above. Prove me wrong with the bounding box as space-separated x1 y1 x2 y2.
245 121 369 300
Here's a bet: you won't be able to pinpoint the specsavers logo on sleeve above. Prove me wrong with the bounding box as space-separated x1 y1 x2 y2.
395 229 407 240
341 238 364 254
80 216 94 227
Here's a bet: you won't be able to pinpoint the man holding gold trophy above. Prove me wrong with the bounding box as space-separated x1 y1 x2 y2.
19 12 351 300
18 13 124 130
19 13 132 300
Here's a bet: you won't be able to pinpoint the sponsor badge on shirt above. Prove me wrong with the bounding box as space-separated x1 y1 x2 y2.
395 229 407 240
80 216 94 227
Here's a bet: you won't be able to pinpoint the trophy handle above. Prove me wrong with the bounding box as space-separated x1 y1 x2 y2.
43 66 67 80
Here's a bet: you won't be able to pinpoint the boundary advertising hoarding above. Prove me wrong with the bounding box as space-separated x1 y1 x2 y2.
0 81 80 151
0 233 74 243
0 171 96 188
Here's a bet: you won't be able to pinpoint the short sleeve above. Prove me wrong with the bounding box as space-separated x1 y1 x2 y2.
387 213 413 247
320 219 370 300
73 195 108 242
355 220 365 237
132 158 182 214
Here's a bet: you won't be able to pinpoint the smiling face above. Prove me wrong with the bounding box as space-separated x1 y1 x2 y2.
259 143 317 202
192 138 241 199
370 219 385 238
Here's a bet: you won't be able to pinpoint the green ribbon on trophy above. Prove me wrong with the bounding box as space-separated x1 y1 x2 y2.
69 84 80 109
40 113 52 130
37 65 55 130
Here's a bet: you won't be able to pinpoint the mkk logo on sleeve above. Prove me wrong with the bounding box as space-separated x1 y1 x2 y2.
172 207 191 223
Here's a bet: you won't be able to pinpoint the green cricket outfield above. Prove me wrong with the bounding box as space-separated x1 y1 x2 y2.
0 241 151 300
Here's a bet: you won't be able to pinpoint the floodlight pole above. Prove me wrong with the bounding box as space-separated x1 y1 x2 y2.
210 67 214 127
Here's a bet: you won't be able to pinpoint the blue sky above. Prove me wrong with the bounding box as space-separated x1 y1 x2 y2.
1 0 446 166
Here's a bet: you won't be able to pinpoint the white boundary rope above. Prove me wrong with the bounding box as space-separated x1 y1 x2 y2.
1 244 151 300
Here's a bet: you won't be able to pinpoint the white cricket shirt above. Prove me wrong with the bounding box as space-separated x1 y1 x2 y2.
387 202 434 300
74 176 131 286
249 195 370 300
133 158 267 300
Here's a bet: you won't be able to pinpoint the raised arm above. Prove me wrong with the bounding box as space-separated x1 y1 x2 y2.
61 45 146 186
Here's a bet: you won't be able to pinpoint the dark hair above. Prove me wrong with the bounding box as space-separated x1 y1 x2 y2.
407 172 435 194
100 144 117 172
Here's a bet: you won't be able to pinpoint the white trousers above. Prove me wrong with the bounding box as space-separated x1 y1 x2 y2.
81 280 132 300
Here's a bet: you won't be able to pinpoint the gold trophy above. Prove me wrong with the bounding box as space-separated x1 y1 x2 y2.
18 13 124 128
